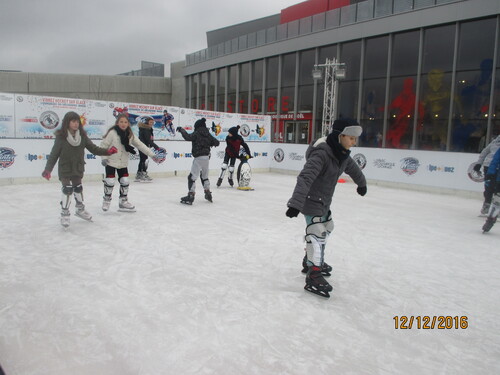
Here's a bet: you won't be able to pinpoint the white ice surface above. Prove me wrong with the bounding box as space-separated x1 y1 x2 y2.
0 173 499 375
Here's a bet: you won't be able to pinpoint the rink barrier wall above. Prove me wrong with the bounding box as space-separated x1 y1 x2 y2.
0 140 484 198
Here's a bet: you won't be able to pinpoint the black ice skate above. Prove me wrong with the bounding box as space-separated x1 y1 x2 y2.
304 266 333 298
204 190 213 202
216 178 223 187
180 192 195 205
301 255 332 276
482 216 497 233
228 178 234 187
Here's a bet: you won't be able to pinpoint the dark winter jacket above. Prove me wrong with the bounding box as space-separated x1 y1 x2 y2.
287 137 366 216
44 130 110 178
138 123 158 149
225 135 251 158
486 148 500 190
178 126 220 157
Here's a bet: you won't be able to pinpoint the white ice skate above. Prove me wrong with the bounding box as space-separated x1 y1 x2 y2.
118 197 136 212
75 207 92 221
102 197 111 212
61 209 70 228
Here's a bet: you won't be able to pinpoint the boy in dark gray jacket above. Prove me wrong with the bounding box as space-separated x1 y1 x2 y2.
177 118 220 204
286 119 367 298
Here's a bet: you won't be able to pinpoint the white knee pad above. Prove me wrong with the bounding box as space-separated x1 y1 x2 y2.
305 216 334 267
229 166 235 173
221 163 228 170
119 176 129 186
104 177 115 187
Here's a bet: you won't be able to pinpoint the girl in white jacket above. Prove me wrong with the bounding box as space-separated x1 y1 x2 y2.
100 114 155 212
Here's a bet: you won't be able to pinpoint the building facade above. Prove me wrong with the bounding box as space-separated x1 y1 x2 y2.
182 0 500 153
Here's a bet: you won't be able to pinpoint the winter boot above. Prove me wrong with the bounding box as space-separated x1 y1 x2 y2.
304 266 333 298
480 202 491 216
216 178 223 187
204 189 213 202
60 208 70 228
102 196 112 211
180 192 195 205
301 255 332 276
482 216 497 233
119 197 136 212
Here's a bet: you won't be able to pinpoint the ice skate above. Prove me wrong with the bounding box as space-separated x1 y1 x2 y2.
301 255 332 276
482 216 497 233
180 192 195 205
216 178 223 187
102 197 111 212
118 197 136 212
304 266 333 298
480 202 491 216
134 172 145 182
60 209 70 228
228 178 234 187
143 172 153 182
75 205 92 221
204 190 213 202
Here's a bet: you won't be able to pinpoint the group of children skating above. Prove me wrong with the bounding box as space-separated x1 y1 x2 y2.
42 112 252 227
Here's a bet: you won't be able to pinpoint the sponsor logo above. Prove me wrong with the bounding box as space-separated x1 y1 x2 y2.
373 158 395 169
39 111 60 129
173 152 192 159
289 152 304 161
26 153 49 162
109 103 115 108
274 148 284 163
0 147 16 169
240 124 251 137
427 164 455 173
353 153 367 170
253 152 268 157
16 96 24 102
401 157 420 176
152 147 167 164
467 162 484 183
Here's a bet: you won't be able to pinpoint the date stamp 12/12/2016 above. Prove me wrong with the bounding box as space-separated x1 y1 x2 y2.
394 316 468 329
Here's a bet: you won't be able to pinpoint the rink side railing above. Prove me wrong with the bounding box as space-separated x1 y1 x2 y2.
0 140 483 196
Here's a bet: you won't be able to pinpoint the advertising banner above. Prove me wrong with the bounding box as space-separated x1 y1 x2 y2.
179 108 270 142
107 102 180 141
0 93 15 138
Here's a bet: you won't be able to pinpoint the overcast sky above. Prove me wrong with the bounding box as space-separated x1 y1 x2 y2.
0 0 297 76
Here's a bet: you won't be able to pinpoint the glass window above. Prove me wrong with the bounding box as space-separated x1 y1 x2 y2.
386 76 418 149
200 72 207 110
282 53 296 113
266 57 279 113
319 44 337 65
227 65 237 113
364 36 388 79
453 18 496 153
340 41 361 80
299 49 315 85
239 63 250 113
208 70 216 111
360 79 385 148
192 74 199 109
391 30 420 77
422 24 455 74
298 85 314 113
337 81 358 120
217 68 226 112
251 60 263 114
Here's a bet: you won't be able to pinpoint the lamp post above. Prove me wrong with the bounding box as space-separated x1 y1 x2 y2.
312 58 346 136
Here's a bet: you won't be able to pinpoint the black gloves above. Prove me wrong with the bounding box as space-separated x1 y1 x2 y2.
286 207 300 218
473 164 482 173
357 186 367 196
176 127 182 132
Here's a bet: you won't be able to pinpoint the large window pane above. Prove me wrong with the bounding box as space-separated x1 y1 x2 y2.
200 72 207 110
299 49 315 85
251 60 263 114
340 41 361 80
422 24 455 74
281 53 296 113
217 68 226 112
266 57 279 113
360 79 385 147
338 81 358 120
454 18 496 152
239 63 250 113
208 70 216 111
364 36 388 79
392 31 419 77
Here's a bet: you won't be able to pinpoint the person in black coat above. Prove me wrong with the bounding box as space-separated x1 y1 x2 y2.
216 125 251 187
136 117 160 182
177 118 220 204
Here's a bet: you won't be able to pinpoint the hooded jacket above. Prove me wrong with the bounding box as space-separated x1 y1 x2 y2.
178 124 220 157
477 135 500 167
287 137 366 216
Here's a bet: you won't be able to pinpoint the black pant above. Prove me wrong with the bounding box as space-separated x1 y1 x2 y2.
138 152 148 172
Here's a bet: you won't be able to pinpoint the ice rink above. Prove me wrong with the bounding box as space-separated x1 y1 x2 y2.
0 172 499 375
